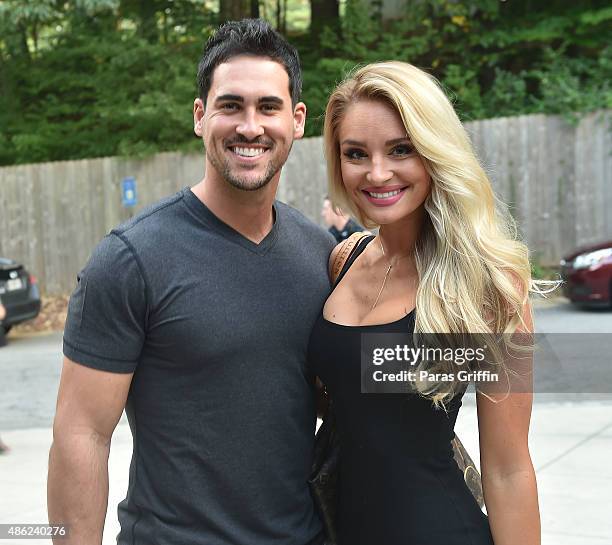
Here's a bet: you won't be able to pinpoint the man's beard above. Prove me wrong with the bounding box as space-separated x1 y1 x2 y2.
207 141 292 192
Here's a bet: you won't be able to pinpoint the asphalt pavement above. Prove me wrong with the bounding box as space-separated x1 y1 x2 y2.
0 297 611 544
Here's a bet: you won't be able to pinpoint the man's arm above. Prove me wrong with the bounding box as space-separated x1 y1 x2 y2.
48 357 133 545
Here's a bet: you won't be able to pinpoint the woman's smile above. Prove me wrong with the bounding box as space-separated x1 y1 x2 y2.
361 185 409 206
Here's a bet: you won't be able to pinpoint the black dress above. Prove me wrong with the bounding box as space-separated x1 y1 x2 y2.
308 238 494 545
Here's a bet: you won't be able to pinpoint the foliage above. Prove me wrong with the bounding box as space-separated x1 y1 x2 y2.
299 0 612 135
531 258 561 281
0 0 610 164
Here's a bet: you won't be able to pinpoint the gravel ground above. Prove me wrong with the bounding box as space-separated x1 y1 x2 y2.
12 295 69 335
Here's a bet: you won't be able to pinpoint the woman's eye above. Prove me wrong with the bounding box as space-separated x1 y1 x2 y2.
391 144 414 156
343 149 366 160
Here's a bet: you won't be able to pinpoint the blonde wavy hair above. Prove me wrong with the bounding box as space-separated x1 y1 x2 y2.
324 61 553 404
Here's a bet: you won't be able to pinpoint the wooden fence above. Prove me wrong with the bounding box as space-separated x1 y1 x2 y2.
0 110 610 295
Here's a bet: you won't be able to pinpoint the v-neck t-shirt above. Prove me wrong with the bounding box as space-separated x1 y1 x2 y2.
63 186 336 545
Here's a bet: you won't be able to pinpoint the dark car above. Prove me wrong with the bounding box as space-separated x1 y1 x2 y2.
0 257 41 332
560 240 612 306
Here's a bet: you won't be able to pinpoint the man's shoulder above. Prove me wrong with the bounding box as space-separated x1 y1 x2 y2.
276 201 334 244
111 188 187 241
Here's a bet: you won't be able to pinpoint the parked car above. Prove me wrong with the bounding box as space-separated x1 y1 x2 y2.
560 240 612 306
0 257 41 332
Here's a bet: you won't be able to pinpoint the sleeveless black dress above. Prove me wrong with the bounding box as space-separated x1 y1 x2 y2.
308 237 494 545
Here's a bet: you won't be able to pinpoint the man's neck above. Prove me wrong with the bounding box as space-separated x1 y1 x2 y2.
191 170 280 244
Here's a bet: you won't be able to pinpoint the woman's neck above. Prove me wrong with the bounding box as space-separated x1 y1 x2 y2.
377 208 424 259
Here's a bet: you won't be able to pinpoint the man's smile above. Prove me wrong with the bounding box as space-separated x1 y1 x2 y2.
228 145 269 158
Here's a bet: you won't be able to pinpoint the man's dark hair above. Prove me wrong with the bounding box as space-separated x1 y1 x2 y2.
197 19 302 105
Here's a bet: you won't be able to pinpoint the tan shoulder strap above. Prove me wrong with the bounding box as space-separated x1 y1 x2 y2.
330 231 371 284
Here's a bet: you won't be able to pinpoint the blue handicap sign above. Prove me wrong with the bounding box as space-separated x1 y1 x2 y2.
121 177 137 207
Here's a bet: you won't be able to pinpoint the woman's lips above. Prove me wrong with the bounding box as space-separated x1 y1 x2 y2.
362 186 407 206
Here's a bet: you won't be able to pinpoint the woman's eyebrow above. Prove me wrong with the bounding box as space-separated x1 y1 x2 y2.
385 137 410 145
340 137 410 146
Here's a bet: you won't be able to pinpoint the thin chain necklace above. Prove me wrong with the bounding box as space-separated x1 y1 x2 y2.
371 237 413 311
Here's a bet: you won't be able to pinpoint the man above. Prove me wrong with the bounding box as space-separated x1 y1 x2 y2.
48 19 334 545
321 196 363 243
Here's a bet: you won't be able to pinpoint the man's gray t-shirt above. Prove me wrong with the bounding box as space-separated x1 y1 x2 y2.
63 187 336 545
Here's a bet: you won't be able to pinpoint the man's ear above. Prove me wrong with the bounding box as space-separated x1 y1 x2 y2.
293 102 307 140
194 98 205 137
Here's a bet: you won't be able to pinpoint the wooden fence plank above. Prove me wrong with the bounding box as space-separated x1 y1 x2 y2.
0 111 610 294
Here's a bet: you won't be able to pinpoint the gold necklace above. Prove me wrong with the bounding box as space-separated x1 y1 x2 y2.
371 237 412 311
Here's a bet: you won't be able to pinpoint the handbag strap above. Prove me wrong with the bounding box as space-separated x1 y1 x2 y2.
330 231 372 284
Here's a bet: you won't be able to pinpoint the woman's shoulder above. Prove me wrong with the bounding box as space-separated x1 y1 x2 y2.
328 232 374 280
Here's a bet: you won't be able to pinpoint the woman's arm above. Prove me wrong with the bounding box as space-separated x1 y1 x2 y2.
477 301 540 545
314 242 345 419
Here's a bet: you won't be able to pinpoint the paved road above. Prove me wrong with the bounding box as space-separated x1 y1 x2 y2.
0 333 63 431
0 298 611 430
534 297 612 333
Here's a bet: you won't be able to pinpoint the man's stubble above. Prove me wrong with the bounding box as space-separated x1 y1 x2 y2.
206 141 294 192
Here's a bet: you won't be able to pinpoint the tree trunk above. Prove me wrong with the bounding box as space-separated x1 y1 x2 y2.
219 0 251 23
138 0 159 43
281 0 288 34
17 23 31 60
251 0 260 18
32 22 39 54
310 0 340 42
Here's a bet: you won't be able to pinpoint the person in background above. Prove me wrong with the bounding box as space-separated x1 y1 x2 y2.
0 299 6 348
321 195 363 242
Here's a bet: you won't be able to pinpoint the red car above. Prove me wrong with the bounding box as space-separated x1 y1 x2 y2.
560 240 612 306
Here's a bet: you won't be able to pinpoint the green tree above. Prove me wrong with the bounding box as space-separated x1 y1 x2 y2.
0 0 610 164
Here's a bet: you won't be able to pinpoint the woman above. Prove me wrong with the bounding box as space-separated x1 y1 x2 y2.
308 62 543 544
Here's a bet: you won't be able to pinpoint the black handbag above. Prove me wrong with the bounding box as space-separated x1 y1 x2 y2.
452 435 485 508
309 400 340 545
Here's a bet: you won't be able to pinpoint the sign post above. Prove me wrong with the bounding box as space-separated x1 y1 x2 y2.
121 177 137 213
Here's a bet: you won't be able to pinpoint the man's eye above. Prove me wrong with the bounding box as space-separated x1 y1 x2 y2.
261 104 279 112
391 144 414 156
221 103 239 111
343 149 366 160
